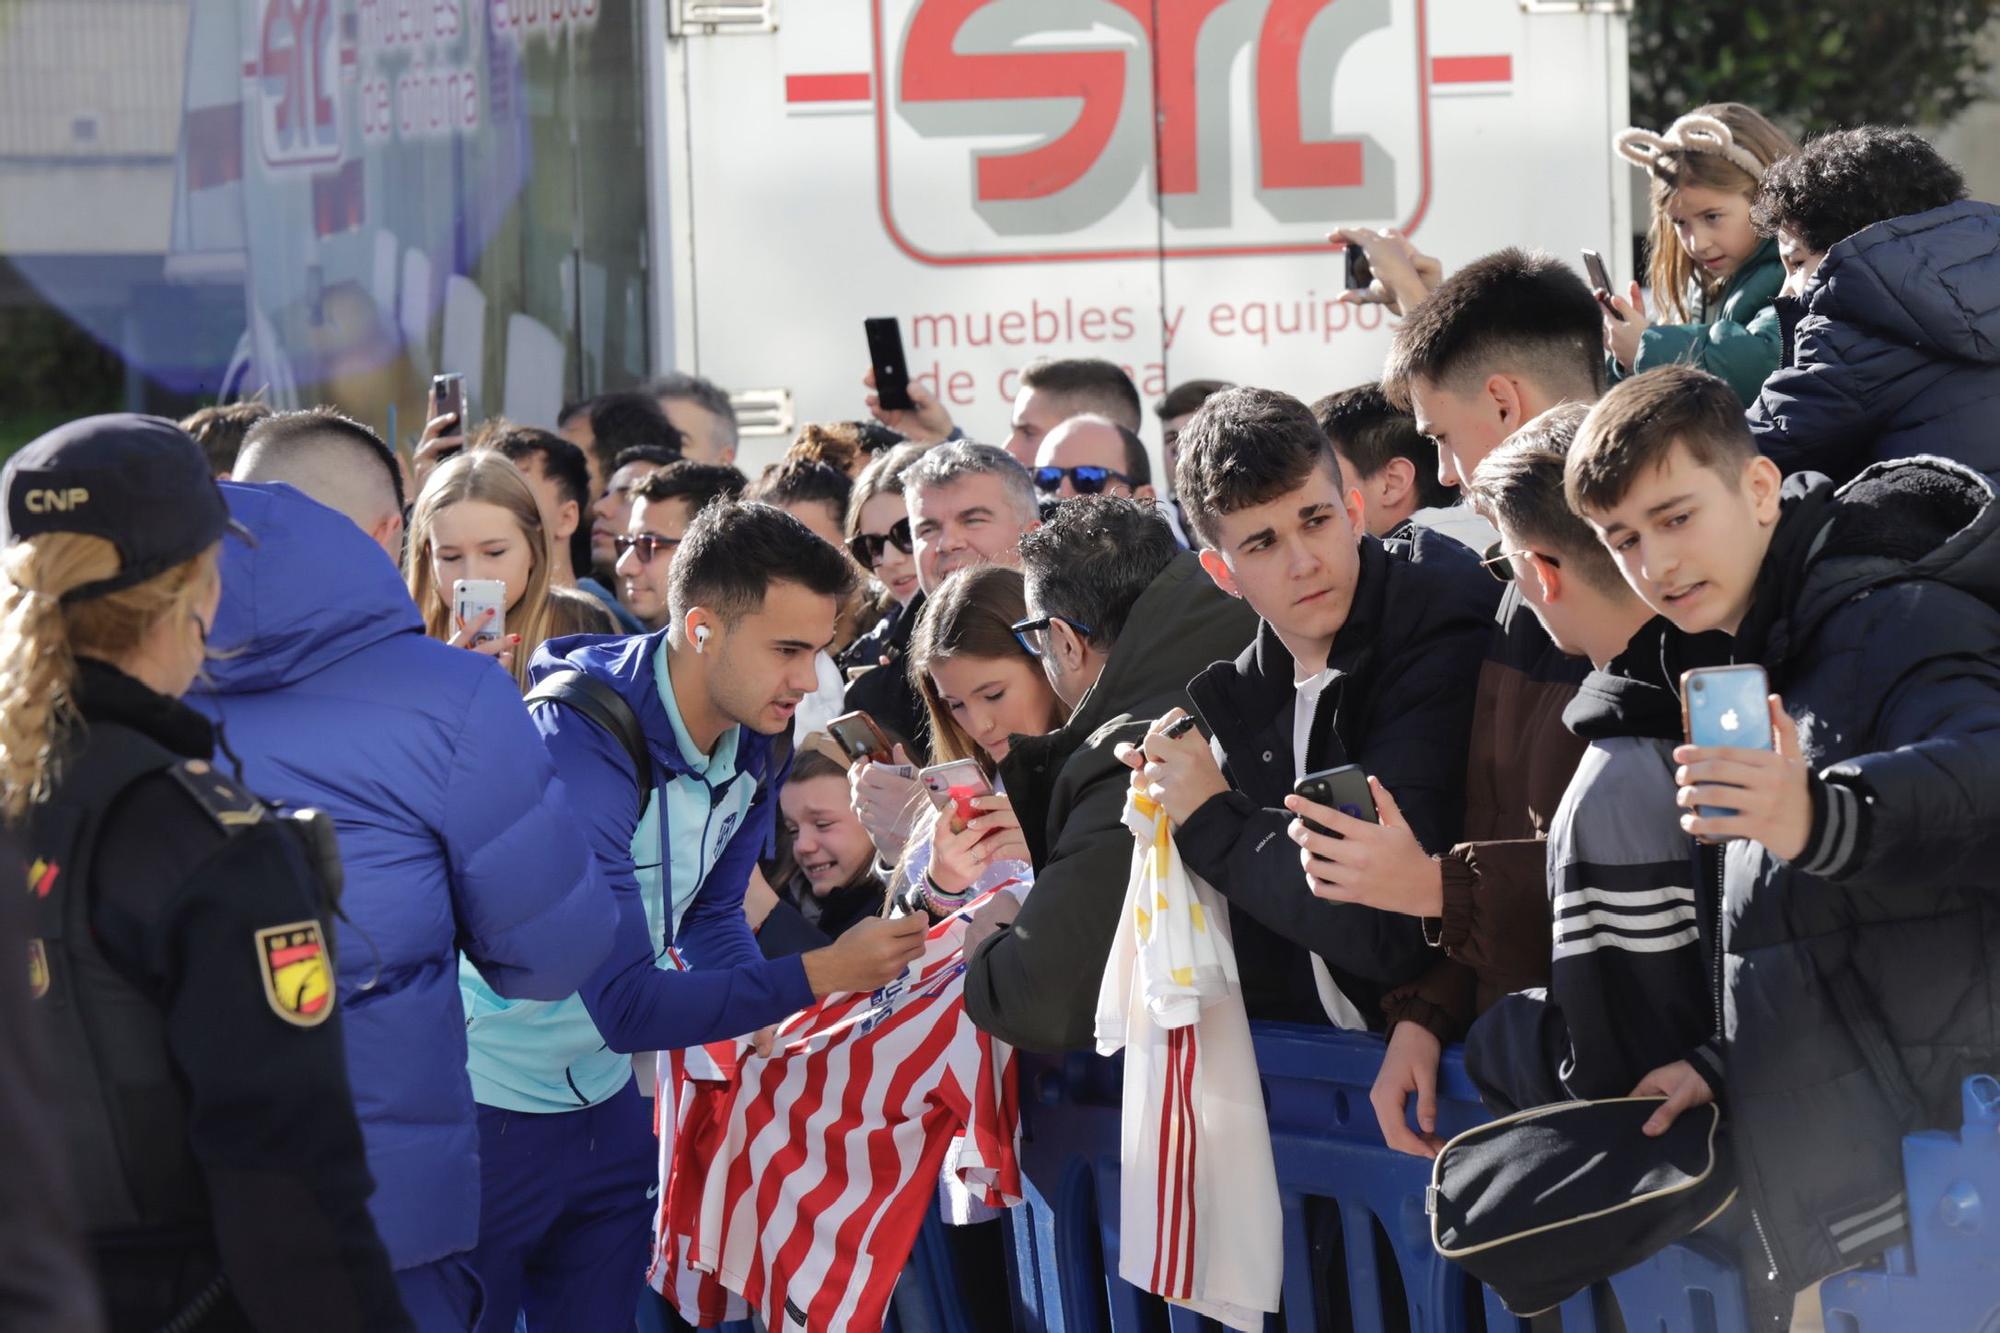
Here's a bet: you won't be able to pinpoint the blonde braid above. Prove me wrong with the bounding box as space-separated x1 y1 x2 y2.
0 535 114 823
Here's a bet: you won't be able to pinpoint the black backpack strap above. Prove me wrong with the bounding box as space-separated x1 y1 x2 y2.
526 669 653 796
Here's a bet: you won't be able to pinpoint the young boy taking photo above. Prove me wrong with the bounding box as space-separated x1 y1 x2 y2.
1566 363 2000 1312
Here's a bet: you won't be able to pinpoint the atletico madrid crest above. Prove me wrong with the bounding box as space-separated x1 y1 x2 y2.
254 920 333 1027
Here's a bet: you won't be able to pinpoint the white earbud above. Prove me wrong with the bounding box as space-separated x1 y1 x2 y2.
694 624 711 653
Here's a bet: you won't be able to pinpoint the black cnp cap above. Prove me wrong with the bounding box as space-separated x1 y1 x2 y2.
2 414 252 603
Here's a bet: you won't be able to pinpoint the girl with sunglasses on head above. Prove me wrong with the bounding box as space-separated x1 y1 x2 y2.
889 566 1067 939
406 451 558 691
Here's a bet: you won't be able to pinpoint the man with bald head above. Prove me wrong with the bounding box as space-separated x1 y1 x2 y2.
234 407 406 560
192 409 616 1330
1031 414 1155 502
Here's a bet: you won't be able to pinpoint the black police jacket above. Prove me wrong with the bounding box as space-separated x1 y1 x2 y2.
29 659 408 1332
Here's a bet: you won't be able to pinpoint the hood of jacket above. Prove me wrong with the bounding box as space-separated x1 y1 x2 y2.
529 628 784 787
1809 200 2000 367
1733 457 2000 672
203 482 420 694
1562 616 1684 743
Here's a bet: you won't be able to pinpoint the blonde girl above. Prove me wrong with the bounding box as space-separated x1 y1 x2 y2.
1603 103 1796 405
405 450 556 691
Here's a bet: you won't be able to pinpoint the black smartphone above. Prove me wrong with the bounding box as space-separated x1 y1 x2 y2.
1344 244 1373 291
1293 764 1378 838
864 317 914 412
827 710 894 766
430 372 466 427
1582 249 1624 321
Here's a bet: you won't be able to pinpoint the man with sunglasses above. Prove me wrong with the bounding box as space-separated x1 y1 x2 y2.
616 462 748 631
1030 414 1154 501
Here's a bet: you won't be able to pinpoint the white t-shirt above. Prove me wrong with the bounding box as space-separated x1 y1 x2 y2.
1292 664 1370 1032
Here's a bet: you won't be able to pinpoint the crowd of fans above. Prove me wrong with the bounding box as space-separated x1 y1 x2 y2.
6 107 2000 1333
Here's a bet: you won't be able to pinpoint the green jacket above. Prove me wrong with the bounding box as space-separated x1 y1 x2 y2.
1610 235 1783 406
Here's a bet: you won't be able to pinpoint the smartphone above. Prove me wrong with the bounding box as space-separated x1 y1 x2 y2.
864 317 914 412
1582 249 1625 322
1344 244 1373 291
431 372 466 425
1681 665 1774 821
918 759 994 831
1293 764 1378 838
828 710 894 766
452 578 507 646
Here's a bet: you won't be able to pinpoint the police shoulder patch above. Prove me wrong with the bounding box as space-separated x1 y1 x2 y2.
254 920 334 1027
168 759 265 831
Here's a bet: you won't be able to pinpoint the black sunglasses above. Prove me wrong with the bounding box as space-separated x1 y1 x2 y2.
1479 539 1559 584
847 517 914 568
614 533 679 564
1033 465 1132 496
1009 614 1095 658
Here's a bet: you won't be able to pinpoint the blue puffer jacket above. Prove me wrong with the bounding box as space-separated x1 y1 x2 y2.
193 482 617 1270
1749 200 2000 486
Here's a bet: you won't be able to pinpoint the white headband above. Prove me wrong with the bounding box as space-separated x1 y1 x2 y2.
1616 113 1767 182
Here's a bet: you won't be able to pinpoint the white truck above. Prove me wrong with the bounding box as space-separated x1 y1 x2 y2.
166 0 1631 466
653 0 1634 468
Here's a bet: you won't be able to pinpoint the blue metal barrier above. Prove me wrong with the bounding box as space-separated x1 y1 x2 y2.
1819 1074 2000 1333
1007 1025 1756 1333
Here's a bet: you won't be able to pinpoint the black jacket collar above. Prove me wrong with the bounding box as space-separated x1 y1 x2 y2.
73 658 214 760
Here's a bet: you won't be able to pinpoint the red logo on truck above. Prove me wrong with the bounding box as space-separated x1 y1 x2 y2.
873 0 1432 265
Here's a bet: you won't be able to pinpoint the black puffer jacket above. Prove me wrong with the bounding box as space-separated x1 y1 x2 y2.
1181 527 1500 1025
1749 200 2000 486
1667 458 2000 1311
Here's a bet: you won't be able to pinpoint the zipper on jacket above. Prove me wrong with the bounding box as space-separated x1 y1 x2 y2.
1705 839 1786 1318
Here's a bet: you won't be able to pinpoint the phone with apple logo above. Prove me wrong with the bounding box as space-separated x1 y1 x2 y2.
1680 664 1773 820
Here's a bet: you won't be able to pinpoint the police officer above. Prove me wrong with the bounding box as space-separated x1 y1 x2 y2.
0 416 410 1332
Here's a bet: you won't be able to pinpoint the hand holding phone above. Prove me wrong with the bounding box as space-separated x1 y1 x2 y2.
1679 666 1773 820
864 318 914 412
1344 243 1374 291
1291 764 1378 838
1582 250 1625 322
452 579 507 647
828 710 895 766
919 759 994 832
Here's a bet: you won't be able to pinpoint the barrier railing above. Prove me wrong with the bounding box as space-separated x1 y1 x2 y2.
670 1027 2000 1332
1006 1025 1755 1333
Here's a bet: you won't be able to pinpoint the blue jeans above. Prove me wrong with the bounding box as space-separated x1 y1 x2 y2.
468 1081 655 1333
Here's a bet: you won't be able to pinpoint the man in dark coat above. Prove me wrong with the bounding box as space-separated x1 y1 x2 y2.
1748 127 2000 485
961 498 1257 1053
1572 365 2000 1325
1129 388 1499 1030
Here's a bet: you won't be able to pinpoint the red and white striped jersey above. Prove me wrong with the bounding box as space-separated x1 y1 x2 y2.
651 896 1023 1333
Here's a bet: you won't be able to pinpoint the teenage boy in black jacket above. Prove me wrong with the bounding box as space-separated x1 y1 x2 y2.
1568 364 2000 1324
1123 388 1498 1027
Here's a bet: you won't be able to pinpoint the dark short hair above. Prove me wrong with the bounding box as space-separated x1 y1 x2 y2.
633 460 749 516
1568 367 1757 515
646 371 739 448
240 406 406 513
1312 384 1449 511
1019 358 1143 432
749 458 853 529
485 426 594 575
613 444 682 474
1752 126 1969 254
590 392 684 464
1154 379 1232 422
1381 249 1604 412
180 400 274 476
1174 387 1339 549
669 500 858 626
1466 404 1623 594
1018 496 1177 650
